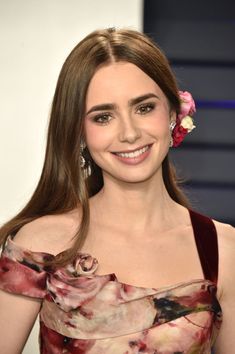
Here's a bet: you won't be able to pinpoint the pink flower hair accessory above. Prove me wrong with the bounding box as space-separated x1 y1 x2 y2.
171 91 196 147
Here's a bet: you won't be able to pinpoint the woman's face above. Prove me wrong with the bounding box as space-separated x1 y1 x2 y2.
84 62 175 184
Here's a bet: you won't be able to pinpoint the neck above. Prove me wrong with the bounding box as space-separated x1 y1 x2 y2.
90 170 183 234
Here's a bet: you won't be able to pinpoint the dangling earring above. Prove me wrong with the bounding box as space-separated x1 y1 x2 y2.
80 141 86 168
169 121 176 148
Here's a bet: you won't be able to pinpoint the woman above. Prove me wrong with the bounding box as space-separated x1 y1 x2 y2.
0 28 234 354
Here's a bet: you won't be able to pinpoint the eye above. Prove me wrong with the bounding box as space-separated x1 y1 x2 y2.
92 113 112 124
136 103 155 115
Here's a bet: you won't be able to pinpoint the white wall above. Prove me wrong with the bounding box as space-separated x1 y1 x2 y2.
0 1 143 352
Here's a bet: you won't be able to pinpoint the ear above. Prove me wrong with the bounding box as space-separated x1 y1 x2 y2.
80 132 87 145
169 110 177 124
80 139 87 149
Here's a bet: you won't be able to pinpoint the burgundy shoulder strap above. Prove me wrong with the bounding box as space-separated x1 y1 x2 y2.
189 209 218 284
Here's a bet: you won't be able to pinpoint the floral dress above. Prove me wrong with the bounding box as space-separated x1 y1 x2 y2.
0 210 222 353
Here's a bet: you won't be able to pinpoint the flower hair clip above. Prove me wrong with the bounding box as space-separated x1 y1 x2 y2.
171 91 196 147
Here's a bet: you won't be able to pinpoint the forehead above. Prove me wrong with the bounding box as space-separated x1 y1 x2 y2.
85 62 165 107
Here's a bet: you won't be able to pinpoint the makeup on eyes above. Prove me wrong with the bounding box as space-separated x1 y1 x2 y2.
92 112 113 124
135 102 156 115
88 100 157 126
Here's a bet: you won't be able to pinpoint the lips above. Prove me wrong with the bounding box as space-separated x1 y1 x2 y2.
111 144 152 165
114 145 150 158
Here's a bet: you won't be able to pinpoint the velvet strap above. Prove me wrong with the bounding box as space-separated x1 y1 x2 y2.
189 209 218 284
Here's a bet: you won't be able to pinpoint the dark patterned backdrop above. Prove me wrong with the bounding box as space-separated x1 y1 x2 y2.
144 0 235 225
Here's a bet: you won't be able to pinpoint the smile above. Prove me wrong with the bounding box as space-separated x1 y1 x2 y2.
111 144 152 165
113 145 150 158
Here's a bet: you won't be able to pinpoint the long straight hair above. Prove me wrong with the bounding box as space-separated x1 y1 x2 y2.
0 28 190 265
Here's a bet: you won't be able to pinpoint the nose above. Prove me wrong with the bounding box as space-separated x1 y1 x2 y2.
118 116 141 144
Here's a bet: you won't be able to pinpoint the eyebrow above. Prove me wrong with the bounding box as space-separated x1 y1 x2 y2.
86 93 159 115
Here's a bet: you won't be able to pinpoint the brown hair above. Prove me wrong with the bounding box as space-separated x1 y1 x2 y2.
0 28 190 264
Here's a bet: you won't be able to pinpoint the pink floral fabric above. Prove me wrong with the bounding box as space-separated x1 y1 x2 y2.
0 236 222 354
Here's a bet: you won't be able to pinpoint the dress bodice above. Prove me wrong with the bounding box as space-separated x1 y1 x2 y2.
0 209 222 353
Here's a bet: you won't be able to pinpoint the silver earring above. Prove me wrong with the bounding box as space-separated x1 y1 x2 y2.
169 121 176 148
80 141 86 168
169 121 176 132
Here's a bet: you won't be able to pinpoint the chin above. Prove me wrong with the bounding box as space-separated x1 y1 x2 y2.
103 167 162 185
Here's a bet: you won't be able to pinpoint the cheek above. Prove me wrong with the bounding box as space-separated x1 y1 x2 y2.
146 114 170 138
84 123 96 146
84 122 112 152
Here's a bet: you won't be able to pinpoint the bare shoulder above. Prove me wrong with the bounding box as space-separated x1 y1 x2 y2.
211 221 235 352
213 219 235 252
13 208 81 255
213 219 235 297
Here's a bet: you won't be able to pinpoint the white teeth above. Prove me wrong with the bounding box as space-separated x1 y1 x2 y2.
115 145 149 158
